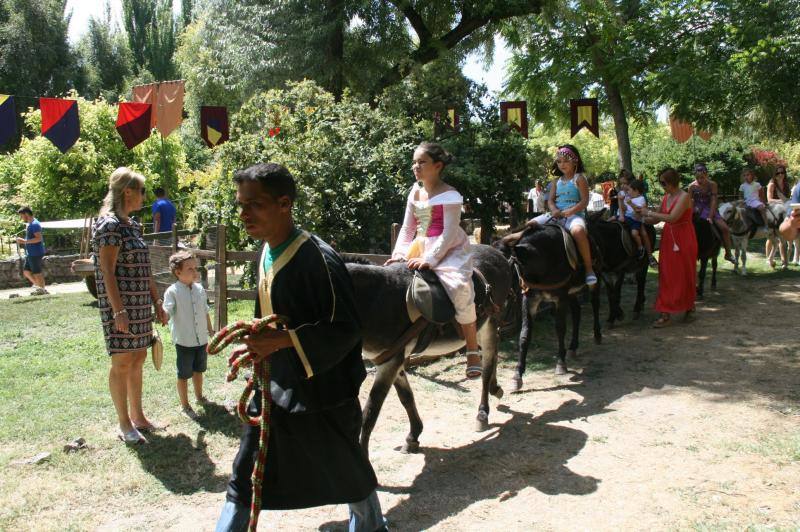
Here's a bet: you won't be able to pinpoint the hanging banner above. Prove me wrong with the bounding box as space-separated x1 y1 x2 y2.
132 80 185 137
156 80 184 138
669 116 694 143
446 107 459 129
697 130 712 141
570 98 599 137
115 102 152 149
500 101 528 138
132 84 158 128
200 106 229 148
0 95 15 146
40 97 79 153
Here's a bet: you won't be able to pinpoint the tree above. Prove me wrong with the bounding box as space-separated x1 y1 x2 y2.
76 4 133 102
0 0 77 100
502 0 699 172
649 0 800 140
196 0 546 104
122 0 178 80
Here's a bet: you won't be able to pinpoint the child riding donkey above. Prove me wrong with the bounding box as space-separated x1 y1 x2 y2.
387 142 483 379
527 144 597 287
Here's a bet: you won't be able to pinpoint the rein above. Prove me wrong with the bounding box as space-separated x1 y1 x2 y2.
207 314 286 532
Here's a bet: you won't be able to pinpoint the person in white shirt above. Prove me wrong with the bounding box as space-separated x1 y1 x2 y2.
527 180 546 217
623 180 658 268
739 168 768 228
163 251 214 419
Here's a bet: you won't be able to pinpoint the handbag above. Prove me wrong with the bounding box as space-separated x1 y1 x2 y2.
151 328 164 371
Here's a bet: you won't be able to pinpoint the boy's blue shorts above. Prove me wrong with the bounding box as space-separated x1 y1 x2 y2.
176 344 208 379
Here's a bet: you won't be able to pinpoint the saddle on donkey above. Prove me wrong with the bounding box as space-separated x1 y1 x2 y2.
403 267 499 356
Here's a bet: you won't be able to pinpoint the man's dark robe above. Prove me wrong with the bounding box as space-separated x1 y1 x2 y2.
225 230 377 510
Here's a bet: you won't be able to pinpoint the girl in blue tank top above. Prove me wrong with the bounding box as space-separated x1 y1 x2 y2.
529 144 597 286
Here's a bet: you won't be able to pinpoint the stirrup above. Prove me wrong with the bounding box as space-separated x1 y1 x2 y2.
465 350 483 379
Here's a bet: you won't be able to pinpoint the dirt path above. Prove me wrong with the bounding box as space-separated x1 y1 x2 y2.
0 280 86 299
101 272 800 531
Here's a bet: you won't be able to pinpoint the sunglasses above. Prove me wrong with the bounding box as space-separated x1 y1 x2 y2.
659 180 667 186
776 171 786 175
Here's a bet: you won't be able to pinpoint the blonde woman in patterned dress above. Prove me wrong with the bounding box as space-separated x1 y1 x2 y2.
93 167 167 444
386 142 482 379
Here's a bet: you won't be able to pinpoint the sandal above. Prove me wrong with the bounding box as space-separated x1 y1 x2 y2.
683 309 696 323
118 426 147 445
652 314 671 328
465 350 483 379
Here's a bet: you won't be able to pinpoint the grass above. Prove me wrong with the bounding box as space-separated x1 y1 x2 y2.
0 291 255 529
729 432 800 465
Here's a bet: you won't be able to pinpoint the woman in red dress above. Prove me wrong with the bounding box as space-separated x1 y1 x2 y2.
639 168 698 327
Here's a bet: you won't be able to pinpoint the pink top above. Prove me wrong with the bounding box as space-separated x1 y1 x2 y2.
391 184 469 268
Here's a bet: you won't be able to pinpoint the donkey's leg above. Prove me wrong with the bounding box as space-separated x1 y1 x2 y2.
711 255 718 290
602 272 620 326
481 317 503 400
392 370 423 453
591 281 602 344
613 272 626 323
513 293 537 392
360 354 404 458
554 299 568 375
566 295 581 360
696 258 707 300
633 263 647 320
740 242 748 275
477 319 501 432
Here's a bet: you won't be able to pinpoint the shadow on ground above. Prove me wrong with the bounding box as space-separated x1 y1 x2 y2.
130 430 229 494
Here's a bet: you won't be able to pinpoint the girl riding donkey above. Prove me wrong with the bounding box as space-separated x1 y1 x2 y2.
528 144 597 286
387 142 483 379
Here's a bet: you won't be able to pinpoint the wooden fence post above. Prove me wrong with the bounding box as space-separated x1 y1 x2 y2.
214 224 228 330
171 224 178 254
390 222 400 252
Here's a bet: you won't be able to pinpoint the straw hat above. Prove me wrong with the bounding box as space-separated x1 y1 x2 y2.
151 329 164 370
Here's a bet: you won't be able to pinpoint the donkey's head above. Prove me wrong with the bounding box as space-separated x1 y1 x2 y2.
495 224 565 285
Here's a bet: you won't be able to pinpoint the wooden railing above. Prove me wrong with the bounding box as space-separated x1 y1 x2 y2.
206 223 399 330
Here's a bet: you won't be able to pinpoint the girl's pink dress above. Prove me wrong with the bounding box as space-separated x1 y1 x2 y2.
392 184 475 324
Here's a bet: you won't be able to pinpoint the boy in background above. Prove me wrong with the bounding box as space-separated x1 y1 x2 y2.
163 251 213 419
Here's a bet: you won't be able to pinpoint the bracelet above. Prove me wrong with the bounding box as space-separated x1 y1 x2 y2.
113 309 128 318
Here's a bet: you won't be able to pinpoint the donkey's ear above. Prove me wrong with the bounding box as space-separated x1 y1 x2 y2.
514 242 537 260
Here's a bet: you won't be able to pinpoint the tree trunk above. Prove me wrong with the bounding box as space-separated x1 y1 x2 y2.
604 82 633 172
323 0 346 101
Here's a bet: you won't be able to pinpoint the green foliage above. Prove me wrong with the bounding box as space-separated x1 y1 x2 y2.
649 0 800 140
193 0 542 105
175 17 244 123
0 0 77 97
194 80 529 252
75 8 133 103
122 0 179 80
434 101 530 231
0 95 188 222
207 80 421 253
528 124 619 180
